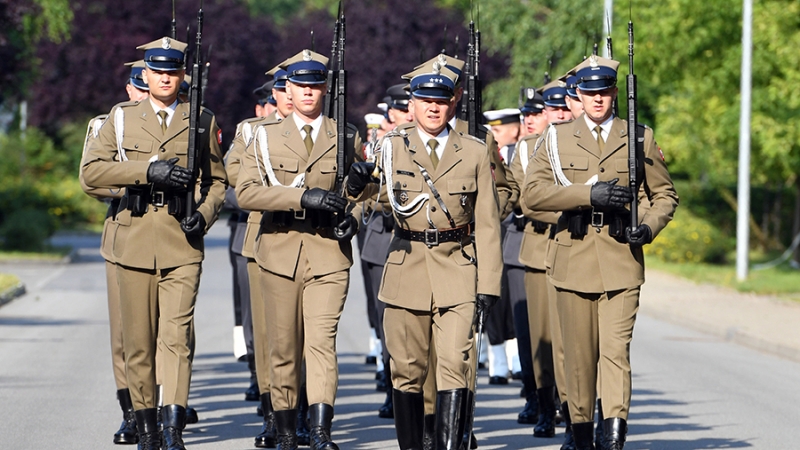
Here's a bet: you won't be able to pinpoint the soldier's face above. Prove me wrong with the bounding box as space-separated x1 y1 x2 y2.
286 81 324 119
126 84 149 103
388 108 413 127
546 106 573 124
523 111 548 136
565 95 584 118
272 88 294 119
578 87 617 124
144 68 184 104
410 97 454 137
490 123 520 148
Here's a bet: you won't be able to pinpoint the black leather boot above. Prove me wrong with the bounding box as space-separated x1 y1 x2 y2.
435 389 465 450
255 393 277 448
595 399 604 449
603 418 627 450
572 422 595 450
275 409 298 450
560 402 576 450
393 390 424 450
245 354 260 401
423 414 436 450
296 387 311 446
114 389 138 444
533 387 556 438
458 390 478 449
134 408 160 450
554 398 565 426
309 403 339 450
185 406 198 425
517 376 539 424
161 404 186 450
379 366 394 418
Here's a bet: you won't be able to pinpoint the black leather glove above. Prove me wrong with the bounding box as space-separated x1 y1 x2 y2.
300 188 347 213
347 162 377 196
512 210 527 231
626 224 652 247
180 211 206 236
475 294 499 319
147 157 192 188
333 214 358 241
590 178 634 210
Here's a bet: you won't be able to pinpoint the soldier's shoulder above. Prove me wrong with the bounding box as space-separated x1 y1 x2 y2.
520 133 542 144
456 131 486 147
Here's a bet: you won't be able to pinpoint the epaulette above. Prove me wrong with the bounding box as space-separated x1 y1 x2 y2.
550 119 572 127
115 100 140 109
457 131 486 145
397 121 416 131
521 132 542 144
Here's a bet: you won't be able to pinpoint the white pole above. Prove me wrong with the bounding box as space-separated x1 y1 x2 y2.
736 0 753 281
604 0 613 58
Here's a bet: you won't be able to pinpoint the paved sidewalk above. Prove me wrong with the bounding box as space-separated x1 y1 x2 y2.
640 269 800 362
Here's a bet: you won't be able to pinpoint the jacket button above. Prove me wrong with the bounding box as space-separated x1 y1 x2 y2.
431 206 437 212
569 162 574 167
279 164 284 168
307 168 311 172
402 183 407 188
462 186 466 190
332 166 336 170
134 144 139 149
161 149 165 152
600 168 605 173
135 180 140 185
596 228 601 233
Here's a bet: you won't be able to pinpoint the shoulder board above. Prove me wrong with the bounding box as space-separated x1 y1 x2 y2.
550 119 572 127
521 132 541 144
458 132 486 145
115 100 139 109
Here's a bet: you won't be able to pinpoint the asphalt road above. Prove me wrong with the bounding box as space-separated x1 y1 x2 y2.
0 222 798 449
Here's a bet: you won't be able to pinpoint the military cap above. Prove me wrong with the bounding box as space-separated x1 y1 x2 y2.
365 113 384 129
483 108 521 126
136 37 187 71
279 50 329 85
386 83 411 111
266 63 290 90
574 55 620 92
538 80 568 108
408 65 457 100
414 54 466 82
377 98 389 113
520 87 545 114
558 65 580 99
254 81 275 106
124 60 149 91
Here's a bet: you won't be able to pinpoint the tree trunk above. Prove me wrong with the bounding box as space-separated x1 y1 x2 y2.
718 186 772 250
793 181 800 265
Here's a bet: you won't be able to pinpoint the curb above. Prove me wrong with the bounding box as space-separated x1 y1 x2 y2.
640 306 800 364
0 282 26 308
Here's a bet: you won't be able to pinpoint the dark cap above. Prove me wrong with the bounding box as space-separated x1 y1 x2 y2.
124 60 148 91
280 50 329 85
574 55 620 92
386 83 410 111
520 87 545 114
136 37 187 72
538 80 568 108
409 67 457 100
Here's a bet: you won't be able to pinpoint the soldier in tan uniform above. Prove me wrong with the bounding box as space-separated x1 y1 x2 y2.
523 56 678 450
347 65 502 450
78 60 148 445
83 37 227 450
236 50 361 450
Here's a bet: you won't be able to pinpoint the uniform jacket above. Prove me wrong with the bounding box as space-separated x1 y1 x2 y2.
235 113 362 278
523 115 678 293
509 133 559 271
356 125 503 311
82 100 228 270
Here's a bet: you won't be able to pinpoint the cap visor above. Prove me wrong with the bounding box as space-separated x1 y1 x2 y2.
288 74 327 85
130 79 149 91
411 88 453 100
144 61 184 72
577 79 616 91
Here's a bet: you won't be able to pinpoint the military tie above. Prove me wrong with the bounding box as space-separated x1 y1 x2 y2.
428 139 439 169
302 124 314 155
594 125 605 154
157 110 168 134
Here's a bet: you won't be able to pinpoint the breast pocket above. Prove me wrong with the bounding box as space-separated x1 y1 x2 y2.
121 137 154 160
391 174 422 207
561 155 588 183
270 156 299 186
316 159 338 188
447 177 477 218
615 158 630 175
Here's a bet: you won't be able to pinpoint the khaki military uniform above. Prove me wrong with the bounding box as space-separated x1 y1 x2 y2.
236 113 361 411
83 99 227 410
523 116 678 422
79 114 128 391
356 125 503 394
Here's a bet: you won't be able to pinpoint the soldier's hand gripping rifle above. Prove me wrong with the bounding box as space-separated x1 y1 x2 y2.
185 2 204 221
331 3 349 239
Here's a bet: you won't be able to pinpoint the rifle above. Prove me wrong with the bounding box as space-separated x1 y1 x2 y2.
170 0 176 40
185 1 204 220
332 2 348 236
607 14 619 117
461 20 480 137
626 20 639 235
323 3 342 119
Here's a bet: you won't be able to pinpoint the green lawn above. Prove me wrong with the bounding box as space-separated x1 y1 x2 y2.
0 273 21 292
647 257 800 301
0 246 71 262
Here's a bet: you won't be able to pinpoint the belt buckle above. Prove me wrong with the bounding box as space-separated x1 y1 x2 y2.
294 209 306 220
591 210 604 227
424 228 439 247
152 191 166 207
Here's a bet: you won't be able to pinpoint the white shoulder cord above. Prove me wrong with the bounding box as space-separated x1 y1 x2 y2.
242 122 253 146
545 123 571 186
381 134 428 217
114 108 127 161
518 139 529 175
253 125 305 188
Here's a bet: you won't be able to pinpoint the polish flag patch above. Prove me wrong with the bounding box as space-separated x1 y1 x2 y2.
217 129 223 145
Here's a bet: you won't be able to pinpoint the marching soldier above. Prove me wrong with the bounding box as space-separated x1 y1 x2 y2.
236 49 361 450
83 37 228 450
78 60 148 445
523 56 678 450
347 64 503 450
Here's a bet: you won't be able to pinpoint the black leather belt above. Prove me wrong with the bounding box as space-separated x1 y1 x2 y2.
270 209 335 229
394 223 471 247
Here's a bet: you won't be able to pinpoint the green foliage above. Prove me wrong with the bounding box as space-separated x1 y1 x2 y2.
243 0 332 24
29 0 74 43
0 208 53 251
645 209 730 264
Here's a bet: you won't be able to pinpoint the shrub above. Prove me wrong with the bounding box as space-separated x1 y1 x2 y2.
0 208 54 251
645 209 731 264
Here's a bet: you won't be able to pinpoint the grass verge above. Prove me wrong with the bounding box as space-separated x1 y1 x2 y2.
0 273 21 292
0 246 71 262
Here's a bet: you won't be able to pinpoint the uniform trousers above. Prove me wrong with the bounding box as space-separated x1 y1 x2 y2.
386 301 475 393
248 259 271 393
117 262 201 410
262 245 348 410
547 278 568 404
525 269 555 389
232 250 254 355
507 265 534 388
105 260 127 390
366 262 390 368
556 286 640 422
